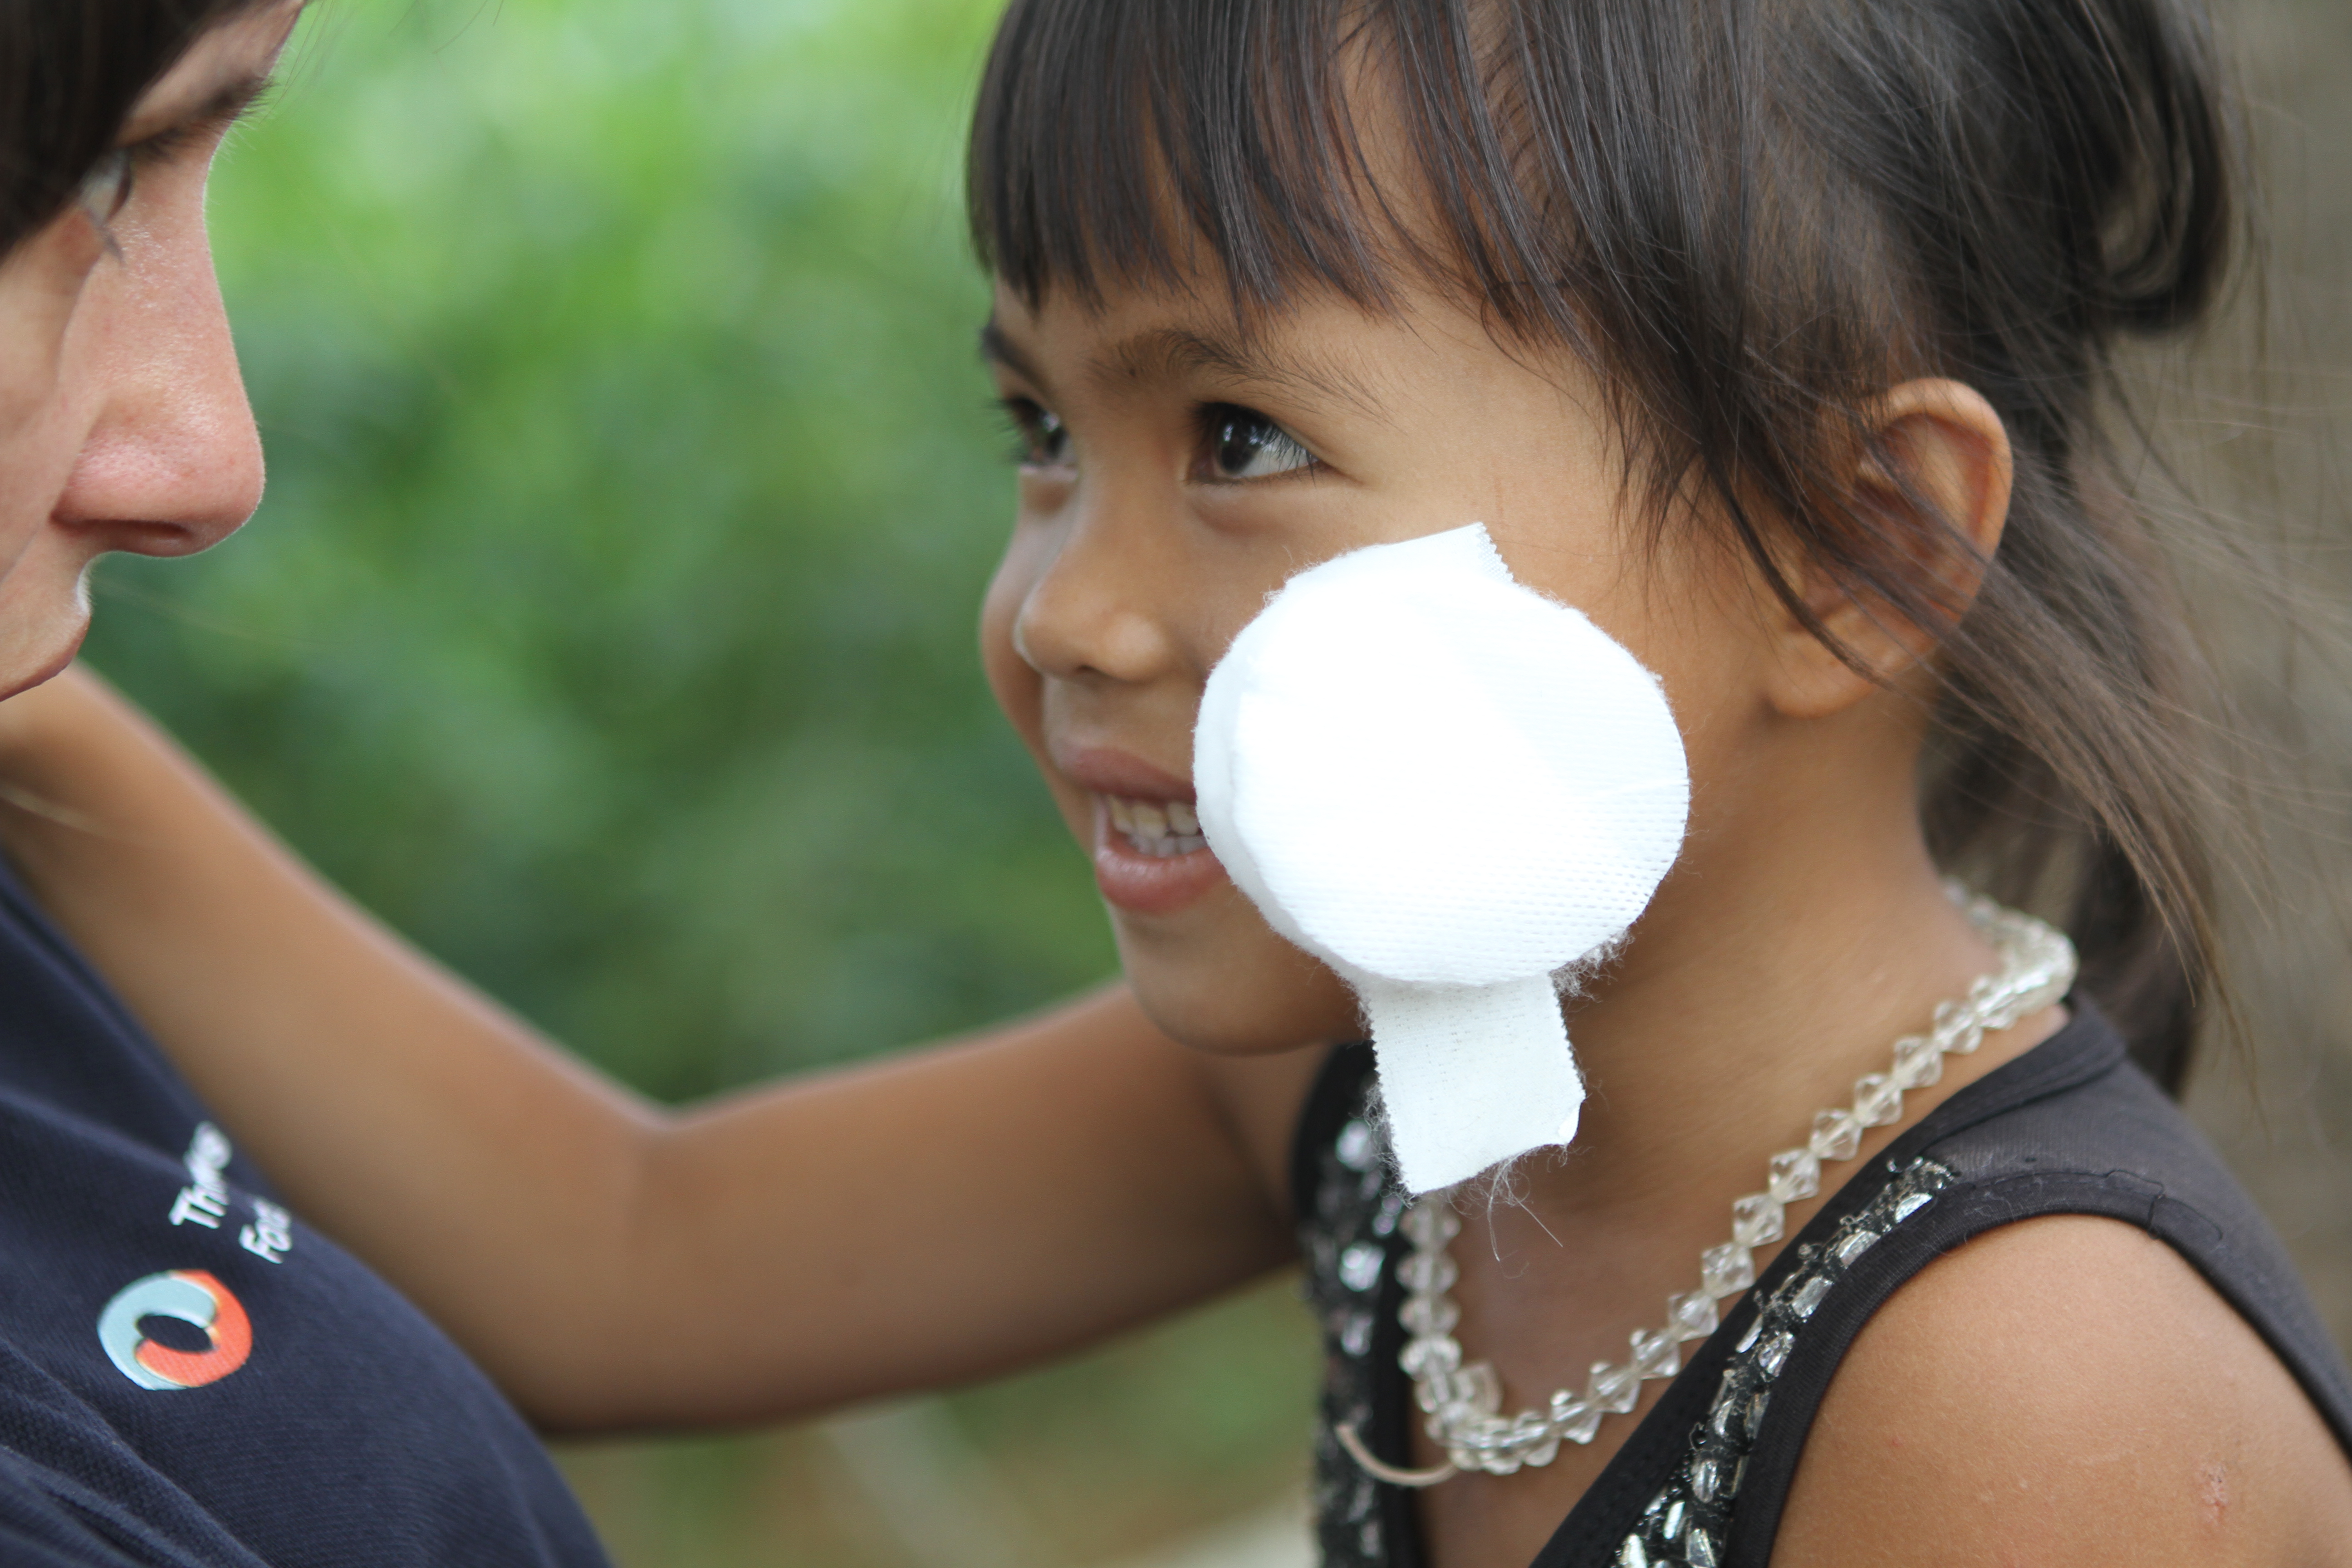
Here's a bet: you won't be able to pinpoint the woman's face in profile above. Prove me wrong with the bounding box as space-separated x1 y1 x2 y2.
0 0 303 702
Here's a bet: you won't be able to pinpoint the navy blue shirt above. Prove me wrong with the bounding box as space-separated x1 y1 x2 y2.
0 855 609 1567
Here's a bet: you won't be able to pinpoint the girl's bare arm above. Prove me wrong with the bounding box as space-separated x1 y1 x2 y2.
1779 1214 2352 1565
0 666 1317 1431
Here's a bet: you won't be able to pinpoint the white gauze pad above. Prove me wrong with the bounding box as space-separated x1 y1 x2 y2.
1194 524 1690 1194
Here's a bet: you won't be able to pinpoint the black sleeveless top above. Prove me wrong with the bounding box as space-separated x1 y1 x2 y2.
1294 1005 2352 1568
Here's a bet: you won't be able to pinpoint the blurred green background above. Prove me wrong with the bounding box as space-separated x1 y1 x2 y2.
108 0 1096 1099
78 0 1319 1564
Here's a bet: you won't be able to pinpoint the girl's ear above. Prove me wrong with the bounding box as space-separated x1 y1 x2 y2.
1764 377 2014 721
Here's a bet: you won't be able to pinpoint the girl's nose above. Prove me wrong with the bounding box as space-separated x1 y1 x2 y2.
1011 505 1180 686
49 212 262 560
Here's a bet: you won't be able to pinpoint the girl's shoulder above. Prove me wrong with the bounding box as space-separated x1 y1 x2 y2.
1780 1207 2352 1564
1714 1007 2352 1565
1289 1010 2352 1568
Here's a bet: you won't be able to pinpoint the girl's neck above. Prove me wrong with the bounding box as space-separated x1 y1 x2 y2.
1543 762 2032 1225
1403 742 2068 1557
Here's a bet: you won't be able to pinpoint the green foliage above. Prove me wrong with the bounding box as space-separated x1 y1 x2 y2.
87 0 1115 1099
80 5 1322 1561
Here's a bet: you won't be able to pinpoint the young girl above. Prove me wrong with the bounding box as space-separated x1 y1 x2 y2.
3 0 2350 1563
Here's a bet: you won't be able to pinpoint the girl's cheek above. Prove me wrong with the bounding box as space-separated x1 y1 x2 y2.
979 536 1103 855
980 464 1081 728
979 535 1045 747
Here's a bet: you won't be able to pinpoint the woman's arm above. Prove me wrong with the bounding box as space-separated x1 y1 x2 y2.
0 666 1318 1431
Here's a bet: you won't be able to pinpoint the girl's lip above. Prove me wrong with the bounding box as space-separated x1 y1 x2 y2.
1057 745 1196 804
1087 799 1232 921
1056 746 1227 914
1089 794 1230 915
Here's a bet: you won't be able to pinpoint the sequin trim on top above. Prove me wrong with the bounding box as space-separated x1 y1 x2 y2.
1304 1099 1411 1568
1301 1065 1961 1568
1387 894 2068 1483
1612 1157 1956 1568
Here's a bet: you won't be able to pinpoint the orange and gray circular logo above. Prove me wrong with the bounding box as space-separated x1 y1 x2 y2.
96 1271 251 1391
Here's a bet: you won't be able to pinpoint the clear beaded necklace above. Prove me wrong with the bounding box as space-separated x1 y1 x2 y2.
1334 887 2076 1488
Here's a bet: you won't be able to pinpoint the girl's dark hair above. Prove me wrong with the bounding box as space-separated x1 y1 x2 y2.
970 0 2239 1092
0 0 255 254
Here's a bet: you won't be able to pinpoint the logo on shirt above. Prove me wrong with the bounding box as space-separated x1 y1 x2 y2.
168 1123 291 1264
96 1271 252 1392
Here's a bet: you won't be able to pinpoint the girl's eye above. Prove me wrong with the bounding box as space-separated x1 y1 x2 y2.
1201 404 1315 481
77 148 135 225
1002 398 1070 468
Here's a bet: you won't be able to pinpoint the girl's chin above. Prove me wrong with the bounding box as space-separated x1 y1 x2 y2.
1117 923 1362 1058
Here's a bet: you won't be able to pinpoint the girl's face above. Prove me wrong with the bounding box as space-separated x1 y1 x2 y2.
981 276 1785 1055
0 1 303 702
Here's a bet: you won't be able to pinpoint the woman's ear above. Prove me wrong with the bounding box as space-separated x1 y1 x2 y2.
1764 377 2014 721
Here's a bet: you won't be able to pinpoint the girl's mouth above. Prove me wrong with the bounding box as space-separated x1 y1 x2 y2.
1105 794 1206 858
1092 792 1227 914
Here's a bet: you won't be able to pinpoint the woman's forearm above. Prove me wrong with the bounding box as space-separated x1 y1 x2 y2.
0 667 1300 1429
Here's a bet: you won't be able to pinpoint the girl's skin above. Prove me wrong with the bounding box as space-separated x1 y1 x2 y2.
0 30 2348 1568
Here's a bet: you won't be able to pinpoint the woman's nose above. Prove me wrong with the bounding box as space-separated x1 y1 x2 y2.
49 207 262 559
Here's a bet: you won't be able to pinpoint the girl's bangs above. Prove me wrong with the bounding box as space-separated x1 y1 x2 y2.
967 0 1521 321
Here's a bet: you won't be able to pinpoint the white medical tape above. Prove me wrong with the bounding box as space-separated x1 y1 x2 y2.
1194 524 1689 1193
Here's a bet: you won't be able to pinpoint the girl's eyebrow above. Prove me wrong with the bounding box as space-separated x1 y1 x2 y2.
980 313 1387 423
1100 325 1384 418
978 317 1049 390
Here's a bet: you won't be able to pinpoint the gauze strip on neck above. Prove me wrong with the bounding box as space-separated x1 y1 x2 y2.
1194 524 1690 1195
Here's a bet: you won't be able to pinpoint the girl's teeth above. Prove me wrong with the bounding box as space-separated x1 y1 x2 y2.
1132 833 1209 858
1102 793 1209 858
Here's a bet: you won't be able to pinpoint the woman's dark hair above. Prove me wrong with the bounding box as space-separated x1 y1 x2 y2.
0 0 256 254
970 0 2240 1092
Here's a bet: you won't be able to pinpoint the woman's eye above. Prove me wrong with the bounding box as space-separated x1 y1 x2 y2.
76 148 134 225
1002 398 1070 467
1202 405 1315 481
